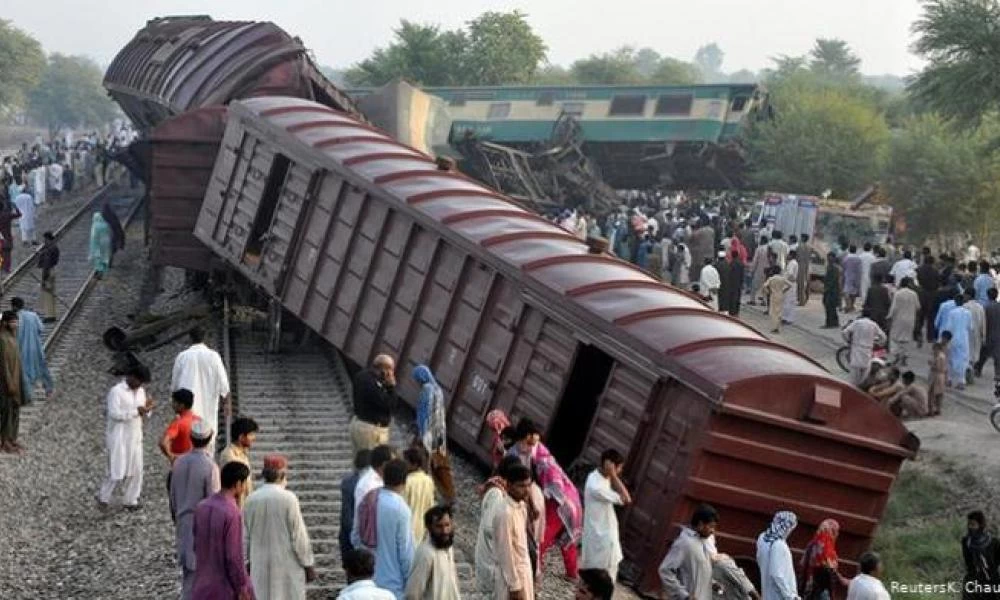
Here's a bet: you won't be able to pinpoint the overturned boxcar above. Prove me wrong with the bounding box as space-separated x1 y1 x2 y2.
103 15 362 271
194 96 919 594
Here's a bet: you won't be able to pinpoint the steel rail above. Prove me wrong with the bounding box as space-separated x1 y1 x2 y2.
2 183 113 289
44 195 146 353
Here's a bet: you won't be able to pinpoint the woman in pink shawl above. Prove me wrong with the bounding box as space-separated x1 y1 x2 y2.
506 417 583 582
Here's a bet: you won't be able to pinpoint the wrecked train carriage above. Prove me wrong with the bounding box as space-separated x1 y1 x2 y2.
103 15 362 271
194 96 918 595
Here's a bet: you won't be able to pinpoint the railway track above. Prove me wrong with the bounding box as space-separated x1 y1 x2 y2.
10 186 143 424
228 327 488 599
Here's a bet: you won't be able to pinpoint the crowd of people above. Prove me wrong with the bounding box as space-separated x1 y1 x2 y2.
548 194 1000 422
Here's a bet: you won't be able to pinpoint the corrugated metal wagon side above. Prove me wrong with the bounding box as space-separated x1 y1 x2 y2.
194 96 919 595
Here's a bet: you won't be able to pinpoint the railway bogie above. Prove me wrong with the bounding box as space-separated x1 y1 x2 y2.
194 96 919 595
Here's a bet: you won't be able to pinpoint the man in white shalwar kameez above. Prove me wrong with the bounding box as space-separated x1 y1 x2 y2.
755 511 798 600
13 190 35 246
244 454 316 600
405 505 461 600
782 251 800 324
30 166 45 206
887 278 920 366
965 289 986 376
846 552 891 600
580 449 632 583
842 309 887 386
171 328 230 454
699 257 722 310
98 366 153 508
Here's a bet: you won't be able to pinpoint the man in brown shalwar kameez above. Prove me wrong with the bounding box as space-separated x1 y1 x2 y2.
0 311 26 453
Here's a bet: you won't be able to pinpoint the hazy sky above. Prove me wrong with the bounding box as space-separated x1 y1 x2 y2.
5 0 925 75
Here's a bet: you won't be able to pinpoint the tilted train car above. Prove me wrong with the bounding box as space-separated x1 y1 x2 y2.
349 83 770 188
103 15 362 271
194 96 918 594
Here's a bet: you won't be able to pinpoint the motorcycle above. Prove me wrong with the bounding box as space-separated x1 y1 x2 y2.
835 343 898 373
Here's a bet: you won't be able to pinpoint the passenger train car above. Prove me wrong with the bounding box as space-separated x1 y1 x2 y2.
193 95 917 595
349 83 770 188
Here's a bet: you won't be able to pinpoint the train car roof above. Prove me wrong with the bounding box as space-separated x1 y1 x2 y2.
347 82 764 100
228 95 915 455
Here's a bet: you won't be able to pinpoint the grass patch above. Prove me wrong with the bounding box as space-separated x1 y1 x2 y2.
873 461 972 599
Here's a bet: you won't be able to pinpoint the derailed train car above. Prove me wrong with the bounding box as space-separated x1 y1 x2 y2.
194 96 919 594
103 16 362 270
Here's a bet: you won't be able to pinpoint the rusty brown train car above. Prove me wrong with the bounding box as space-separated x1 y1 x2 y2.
194 96 919 594
104 15 362 271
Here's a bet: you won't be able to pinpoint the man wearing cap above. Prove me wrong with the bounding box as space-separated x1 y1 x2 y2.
98 365 154 509
350 354 398 454
244 454 316 600
169 421 220 599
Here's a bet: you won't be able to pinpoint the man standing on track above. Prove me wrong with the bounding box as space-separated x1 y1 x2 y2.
580 449 632 583
37 231 59 322
11 297 53 403
405 505 461 600
357 458 414 598
169 421 219 600
244 454 316 600
0 311 26 453
97 365 153 508
219 416 259 507
493 461 534 600
350 354 398 454
190 461 254 600
160 389 198 467
172 327 231 455
13 187 35 247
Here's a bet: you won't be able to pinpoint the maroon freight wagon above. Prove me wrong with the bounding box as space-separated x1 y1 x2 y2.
194 96 919 594
103 16 362 271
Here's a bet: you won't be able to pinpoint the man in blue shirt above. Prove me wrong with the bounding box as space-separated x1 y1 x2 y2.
357 458 414 598
974 261 996 306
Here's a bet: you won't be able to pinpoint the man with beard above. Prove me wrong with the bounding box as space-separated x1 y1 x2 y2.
962 510 1000 600
405 505 461 600
659 504 719 600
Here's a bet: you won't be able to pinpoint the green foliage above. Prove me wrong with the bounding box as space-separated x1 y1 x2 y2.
694 43 725 80
570 48 645 84
462 11 547 85
569 46 700 85
747 85 889 198
28 54 118 133
809 38 861 80
909 0 1000 126
0 19 45 111
532 64 576 85
344 11 544 87
881 113 981 240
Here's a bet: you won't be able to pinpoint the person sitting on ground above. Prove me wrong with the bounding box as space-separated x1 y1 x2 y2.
887 371 929 419
869 368 903 404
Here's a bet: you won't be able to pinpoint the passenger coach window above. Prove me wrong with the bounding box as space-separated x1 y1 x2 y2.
608 95 646 116
245 153 290 263
561 102 585 117
655 94 693 115
731 96 749 111
487 102 511 119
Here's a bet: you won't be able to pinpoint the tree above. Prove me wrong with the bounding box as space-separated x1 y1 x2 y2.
762 55 808 85
533 64 576 85
728 69 758 83
648 57 701 85
344 21 466 87
882 114 980 240
570 47 644 84
809 38 861 79
634 47 662 78
694 43 725 80
909 0 1000 125
28 54 118 134
747 86 889 198
345 10 545 87
0 19 45 110
462 10 547 85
